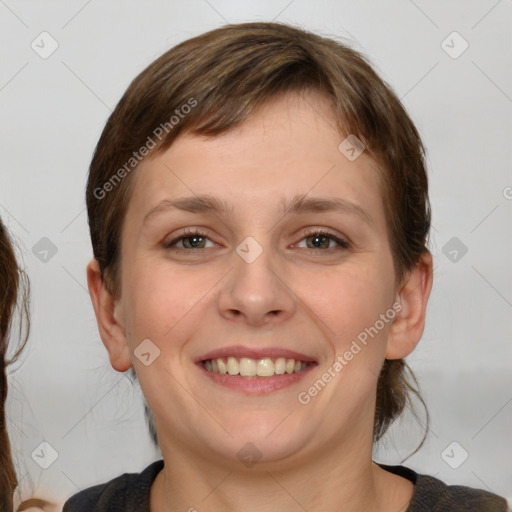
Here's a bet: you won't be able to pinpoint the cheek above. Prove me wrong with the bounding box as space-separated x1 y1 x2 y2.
121 242 395 356
296 260 394 345
122 259 219 344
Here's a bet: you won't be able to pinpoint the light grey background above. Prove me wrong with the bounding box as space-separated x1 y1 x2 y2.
1 0 511 508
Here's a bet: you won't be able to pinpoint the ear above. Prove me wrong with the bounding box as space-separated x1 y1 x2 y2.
86 259 132 372
385 252 433 359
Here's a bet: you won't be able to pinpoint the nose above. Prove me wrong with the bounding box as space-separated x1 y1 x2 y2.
217 239 297 327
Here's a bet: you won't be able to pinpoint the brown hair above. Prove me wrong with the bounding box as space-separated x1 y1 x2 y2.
86 22 431 449
0 218 30 512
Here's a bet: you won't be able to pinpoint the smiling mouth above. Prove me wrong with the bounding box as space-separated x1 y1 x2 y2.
201 356 313 378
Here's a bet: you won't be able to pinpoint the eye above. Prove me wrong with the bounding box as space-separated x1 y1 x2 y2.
296 229 350 251
163 228 216 251
162 228 351 254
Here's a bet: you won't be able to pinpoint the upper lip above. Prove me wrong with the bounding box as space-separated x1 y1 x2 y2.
195 345 317 363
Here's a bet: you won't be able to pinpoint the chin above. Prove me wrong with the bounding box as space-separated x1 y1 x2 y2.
196 416 313 467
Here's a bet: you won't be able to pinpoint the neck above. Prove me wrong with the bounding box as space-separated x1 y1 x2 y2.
150 426 409 512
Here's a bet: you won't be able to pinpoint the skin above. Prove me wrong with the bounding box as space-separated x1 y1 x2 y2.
87 90 433 512
15 498 60 512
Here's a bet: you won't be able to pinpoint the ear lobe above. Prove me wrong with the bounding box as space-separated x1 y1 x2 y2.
385 252 433 360
86 259 132 372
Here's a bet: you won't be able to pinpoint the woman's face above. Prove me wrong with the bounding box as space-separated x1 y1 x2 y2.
110 91 408 467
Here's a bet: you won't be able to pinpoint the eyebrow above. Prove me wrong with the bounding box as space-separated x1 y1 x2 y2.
143 193 376 229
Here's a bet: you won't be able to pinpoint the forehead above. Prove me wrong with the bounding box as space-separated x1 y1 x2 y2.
126 90 385 228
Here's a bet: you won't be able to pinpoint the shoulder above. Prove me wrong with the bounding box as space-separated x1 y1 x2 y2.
412 474 510 512
378 463 509 512
62 460 164 512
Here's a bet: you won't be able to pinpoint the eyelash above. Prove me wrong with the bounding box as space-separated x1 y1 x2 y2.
163 228 351 253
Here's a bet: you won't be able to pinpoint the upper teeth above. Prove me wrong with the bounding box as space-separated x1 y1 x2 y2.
203 357 308 377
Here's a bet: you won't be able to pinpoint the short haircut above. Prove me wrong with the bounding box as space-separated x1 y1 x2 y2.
86 22 431 447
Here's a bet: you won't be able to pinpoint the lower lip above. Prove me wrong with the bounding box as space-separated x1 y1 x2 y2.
197 363 317 394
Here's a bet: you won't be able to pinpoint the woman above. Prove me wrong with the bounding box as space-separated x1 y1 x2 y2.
0 219 29 512
0 219 29 511
0 220 61 512
63 22 508 511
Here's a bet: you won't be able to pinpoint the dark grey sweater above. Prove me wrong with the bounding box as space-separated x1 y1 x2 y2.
62 460 509 511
